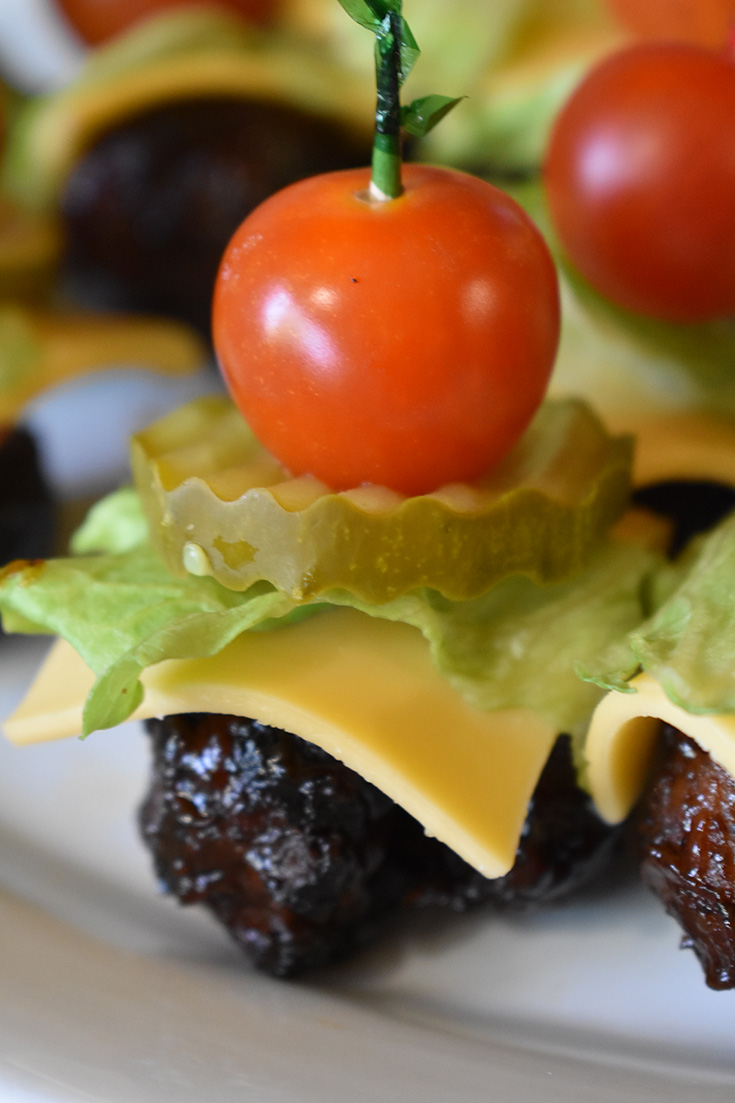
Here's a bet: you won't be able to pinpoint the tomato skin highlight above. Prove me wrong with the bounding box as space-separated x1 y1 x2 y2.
544 42 735 324
213 164 560 496
55 0 279 43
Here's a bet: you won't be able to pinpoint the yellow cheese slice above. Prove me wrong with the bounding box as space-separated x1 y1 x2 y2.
626 413 735 489
585 672 735 824
4 607 558 880
551 406 735 489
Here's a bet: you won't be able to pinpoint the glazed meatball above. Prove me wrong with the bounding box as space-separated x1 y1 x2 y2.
490 734 620 906
139 715 619 976
638 725 735 989
61 97 370 332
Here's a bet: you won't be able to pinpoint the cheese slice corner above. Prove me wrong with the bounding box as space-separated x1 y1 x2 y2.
3 607 559 880
586 672 735 824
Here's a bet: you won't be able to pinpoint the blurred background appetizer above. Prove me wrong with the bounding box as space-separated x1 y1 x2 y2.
1 6 372 331
0 62 208 568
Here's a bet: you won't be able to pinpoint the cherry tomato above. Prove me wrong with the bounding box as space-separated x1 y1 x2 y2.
607 0 735 50
544 42 735 323
213 164 559 496
55 0 279 43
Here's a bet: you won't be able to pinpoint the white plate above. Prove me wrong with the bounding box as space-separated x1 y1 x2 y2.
0 0 83 91
1 634 735 1103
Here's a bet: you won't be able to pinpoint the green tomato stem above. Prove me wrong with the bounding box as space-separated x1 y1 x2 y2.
371 9 403 200
371 132 402 199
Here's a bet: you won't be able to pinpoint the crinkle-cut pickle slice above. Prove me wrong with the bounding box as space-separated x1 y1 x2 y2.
131 395 633 603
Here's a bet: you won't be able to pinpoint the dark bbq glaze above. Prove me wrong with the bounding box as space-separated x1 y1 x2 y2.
638 726 735 989
61 96 370 332
140 716 619 976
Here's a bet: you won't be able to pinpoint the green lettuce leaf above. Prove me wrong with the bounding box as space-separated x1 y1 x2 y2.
0 546 301 735
71 486 150 555
581 511 735 713
0 489 660 740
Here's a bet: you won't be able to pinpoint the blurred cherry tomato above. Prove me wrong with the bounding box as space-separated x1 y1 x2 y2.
544 42 735 323
55 0 279 43
607 0 735 50
213 164 559 496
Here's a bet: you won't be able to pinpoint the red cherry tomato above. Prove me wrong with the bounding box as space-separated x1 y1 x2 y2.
544 42 735 323
607 0 735 50
213 164 559 496
55 0 279 43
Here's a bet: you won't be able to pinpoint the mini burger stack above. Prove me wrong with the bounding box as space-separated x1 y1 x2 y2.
3 0 735 990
